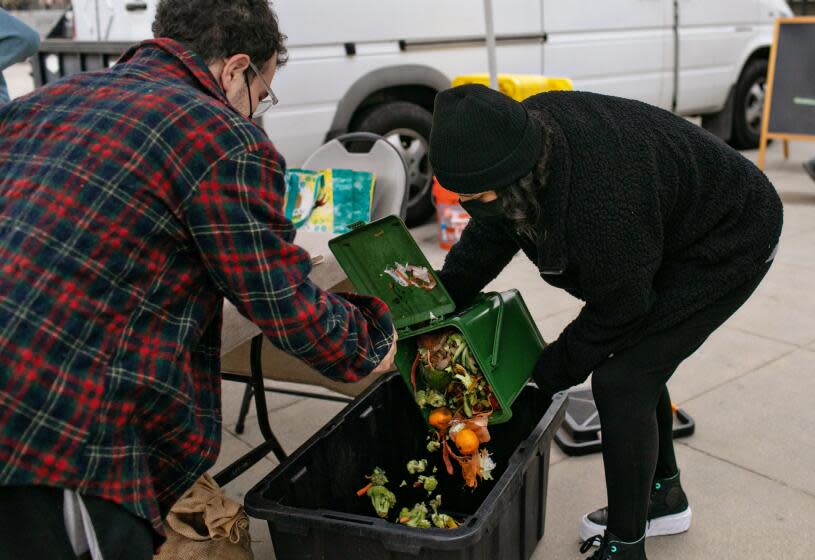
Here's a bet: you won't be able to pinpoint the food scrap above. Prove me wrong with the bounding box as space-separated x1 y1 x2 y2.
406 459 427 474
429 495 459 529
415 475 438 494
357 467 396 519
398 496 460 530
356 460 460 529
398 502 431 528
354 332 497 527
384 262 437 291
413 329 499 487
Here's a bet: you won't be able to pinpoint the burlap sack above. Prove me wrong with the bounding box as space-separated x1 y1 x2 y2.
153 474 253 560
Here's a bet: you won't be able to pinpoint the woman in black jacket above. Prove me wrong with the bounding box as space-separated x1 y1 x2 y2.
431 85 782 560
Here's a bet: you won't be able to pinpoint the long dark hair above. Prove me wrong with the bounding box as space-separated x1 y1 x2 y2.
499 111 551 244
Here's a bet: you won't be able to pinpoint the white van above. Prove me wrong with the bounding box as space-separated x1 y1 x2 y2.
69 0 792 224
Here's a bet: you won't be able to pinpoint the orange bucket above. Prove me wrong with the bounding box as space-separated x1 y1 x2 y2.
432 178 470 250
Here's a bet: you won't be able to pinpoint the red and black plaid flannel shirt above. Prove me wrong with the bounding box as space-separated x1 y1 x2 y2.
0 39 394 536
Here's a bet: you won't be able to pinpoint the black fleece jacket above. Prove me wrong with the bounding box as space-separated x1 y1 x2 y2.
437 91 783 393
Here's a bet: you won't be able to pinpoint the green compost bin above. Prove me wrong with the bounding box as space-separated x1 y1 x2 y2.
329 216 546 424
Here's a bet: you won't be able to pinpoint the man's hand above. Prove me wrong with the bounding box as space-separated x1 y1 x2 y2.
371 329 399 374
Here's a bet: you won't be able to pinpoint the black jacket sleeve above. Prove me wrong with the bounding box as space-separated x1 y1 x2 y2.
437 219 520 307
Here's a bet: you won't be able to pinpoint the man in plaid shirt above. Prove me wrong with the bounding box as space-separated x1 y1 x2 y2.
0 1 397 557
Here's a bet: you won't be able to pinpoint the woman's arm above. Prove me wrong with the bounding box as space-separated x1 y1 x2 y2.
437 219 520 307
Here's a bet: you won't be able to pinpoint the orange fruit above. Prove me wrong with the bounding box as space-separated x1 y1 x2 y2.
428 407 452 430
454 428 480 454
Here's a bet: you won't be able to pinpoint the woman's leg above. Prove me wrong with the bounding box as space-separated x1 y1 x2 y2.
590 260 774 543
592 360 672 542
654 386 679 480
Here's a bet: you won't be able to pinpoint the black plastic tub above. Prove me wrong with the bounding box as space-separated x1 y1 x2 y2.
245 372 567 560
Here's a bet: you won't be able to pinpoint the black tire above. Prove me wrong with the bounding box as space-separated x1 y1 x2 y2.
730 58 768 150
352 101 435 226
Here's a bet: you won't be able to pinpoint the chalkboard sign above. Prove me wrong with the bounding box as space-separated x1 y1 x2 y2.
758 17 815 170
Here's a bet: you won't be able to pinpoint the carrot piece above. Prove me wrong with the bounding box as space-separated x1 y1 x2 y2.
442 438 455 475
356 482 373 497
410 353 420 393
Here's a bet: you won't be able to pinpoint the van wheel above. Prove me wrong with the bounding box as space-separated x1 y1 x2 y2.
730 58 768 150
353 101 435 226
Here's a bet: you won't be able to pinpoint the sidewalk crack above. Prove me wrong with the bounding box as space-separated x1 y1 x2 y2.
679 347 798 406
677 442 815 501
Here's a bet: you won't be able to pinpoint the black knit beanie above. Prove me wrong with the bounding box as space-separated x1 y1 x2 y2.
429 84 541 194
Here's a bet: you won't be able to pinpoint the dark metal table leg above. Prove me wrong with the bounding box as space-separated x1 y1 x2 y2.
249 335 287 461
235 384 254 434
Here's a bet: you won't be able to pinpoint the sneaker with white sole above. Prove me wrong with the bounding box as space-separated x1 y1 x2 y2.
579 472 692 543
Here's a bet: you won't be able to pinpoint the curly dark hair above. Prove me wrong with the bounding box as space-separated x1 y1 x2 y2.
152 0 288 68
499 111 552 244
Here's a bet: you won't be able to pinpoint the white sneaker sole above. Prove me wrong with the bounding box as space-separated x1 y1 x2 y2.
579 507 692 544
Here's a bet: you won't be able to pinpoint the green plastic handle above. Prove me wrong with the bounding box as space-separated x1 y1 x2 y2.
483 291 504 367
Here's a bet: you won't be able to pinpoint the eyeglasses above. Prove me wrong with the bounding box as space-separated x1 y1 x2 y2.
245 60 278 118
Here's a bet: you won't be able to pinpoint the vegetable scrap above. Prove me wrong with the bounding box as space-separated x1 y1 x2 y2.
398 502 431 528
396 493 457 529
354 332 496 526
429 495 459 529
383 262 437 291
357 462 460 530
415 475 438 494
413 329 499 487
406 459 427 474
357 467 396 519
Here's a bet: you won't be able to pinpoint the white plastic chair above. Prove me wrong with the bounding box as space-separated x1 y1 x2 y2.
303 132 409 221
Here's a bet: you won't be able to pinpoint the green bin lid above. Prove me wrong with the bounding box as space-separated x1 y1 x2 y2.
328 216 455 330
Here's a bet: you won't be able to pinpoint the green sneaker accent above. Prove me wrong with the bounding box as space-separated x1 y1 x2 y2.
581 532 646 559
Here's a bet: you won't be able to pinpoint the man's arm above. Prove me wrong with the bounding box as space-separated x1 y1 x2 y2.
185 145 394 382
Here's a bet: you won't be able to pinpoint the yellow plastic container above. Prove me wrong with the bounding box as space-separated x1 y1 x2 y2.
452 74 573 101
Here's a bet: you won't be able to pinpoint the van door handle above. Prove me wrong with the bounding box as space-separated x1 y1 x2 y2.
125 1 148 11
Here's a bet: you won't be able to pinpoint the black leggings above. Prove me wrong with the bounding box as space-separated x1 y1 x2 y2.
592 261 772 542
